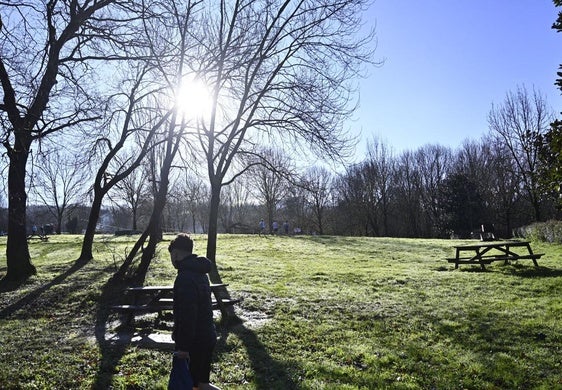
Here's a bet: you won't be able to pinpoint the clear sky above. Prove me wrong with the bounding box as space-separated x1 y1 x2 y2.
353 0 562 156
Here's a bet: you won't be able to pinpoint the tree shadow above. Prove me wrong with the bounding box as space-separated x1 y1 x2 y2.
91 275 136 389
89 273 296 389
0 252 147 389
0 277 26 293
90 269 176 388
0 257 90 319
216 321 299 389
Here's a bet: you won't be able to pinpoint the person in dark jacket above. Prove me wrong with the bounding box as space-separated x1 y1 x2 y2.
168 233 221 390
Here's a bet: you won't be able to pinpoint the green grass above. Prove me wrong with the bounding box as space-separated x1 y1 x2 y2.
1 234 562 389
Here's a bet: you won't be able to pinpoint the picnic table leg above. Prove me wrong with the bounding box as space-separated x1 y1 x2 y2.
525 244 540 267
123 290 140 327
476 249 486 270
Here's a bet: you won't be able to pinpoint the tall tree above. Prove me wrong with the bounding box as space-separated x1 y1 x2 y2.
537 1 562 207
31 150 88 234
78 65 171 261
393 150 423 237
487 141 521 237
438 172 484 236
219 178 253 233
0 0 138 280
249 148 292 234
302 166 333 235
488 86 553 222
184 0 375 276
414 145 452 237
365 138 395 236
108 158 150 232
115 0 201 283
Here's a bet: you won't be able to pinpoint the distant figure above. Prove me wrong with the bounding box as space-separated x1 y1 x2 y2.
480 223 496 241
32 225 38 235
258 219 266 236
272 221 279 235
283 220 289 235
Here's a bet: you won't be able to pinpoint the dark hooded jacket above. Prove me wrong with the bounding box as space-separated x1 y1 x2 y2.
172 254 216 351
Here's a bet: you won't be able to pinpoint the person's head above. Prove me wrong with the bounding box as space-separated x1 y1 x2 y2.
168 233 194 268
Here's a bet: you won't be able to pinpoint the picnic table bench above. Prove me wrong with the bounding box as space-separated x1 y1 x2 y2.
111 283 241 324
27 234 49 241
447 240 544 270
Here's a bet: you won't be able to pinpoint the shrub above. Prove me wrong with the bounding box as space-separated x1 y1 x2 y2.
518 220 562 243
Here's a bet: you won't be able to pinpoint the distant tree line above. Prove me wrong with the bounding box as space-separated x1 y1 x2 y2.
6 85 561 241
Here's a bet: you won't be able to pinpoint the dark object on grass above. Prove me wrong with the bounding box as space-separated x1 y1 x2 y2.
168 355 193 389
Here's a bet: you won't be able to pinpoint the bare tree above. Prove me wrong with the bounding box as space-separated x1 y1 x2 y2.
249 148 292 234
334 162 375 236
414 144 452 237
78 65 172 261
164 170 209 233
182 0 375 274
0 0 141 280
31 150 88 234
302 166 333 235
183 175 210 234
488 85 554 221
115 0 202 283
487 141 521 237
283 183 309 234
219 178 253 233
108 158 150 232
365 138 395 236
393 150 423 237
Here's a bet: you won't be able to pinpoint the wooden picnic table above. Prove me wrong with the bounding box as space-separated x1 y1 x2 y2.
447 240 544 270
111 283 240 324
27 234 49 241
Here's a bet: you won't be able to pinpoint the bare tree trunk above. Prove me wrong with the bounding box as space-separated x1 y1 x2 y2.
132 182 169 284
206 183 223 283
79 190 104 261
4 145 36 281
205 182 238 323
114 229 150 281
132 210 138 231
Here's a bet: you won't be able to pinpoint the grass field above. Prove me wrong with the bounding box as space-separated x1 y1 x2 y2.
1 234 561 389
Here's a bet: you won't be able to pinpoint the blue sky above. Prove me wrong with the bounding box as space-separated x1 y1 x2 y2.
352 0 562 155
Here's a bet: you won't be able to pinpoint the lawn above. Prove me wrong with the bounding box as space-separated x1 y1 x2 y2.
0 234 561 389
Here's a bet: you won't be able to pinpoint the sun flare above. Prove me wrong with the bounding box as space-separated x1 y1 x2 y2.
176 76 213 120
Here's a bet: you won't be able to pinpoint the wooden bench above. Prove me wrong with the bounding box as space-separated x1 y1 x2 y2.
111 298 241 313
446 257 494 265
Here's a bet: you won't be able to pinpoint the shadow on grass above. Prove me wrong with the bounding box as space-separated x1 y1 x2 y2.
91 276 134 389
0 257 90 319
0 258 129 389
504 265 562 278
450 264 562 276
90 305 298 389
0 277 26 293
216 322 299 389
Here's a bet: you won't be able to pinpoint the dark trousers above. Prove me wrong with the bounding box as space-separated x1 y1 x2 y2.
189 339 217 385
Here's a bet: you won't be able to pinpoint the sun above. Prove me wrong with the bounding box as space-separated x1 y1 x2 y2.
176 76 213 120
